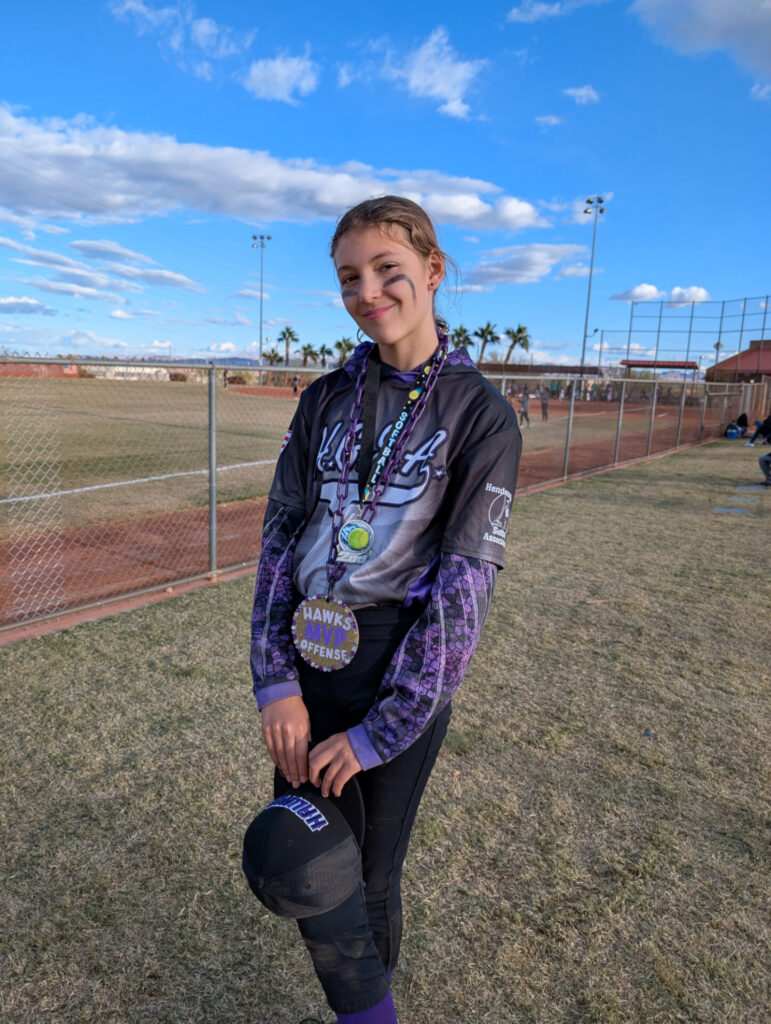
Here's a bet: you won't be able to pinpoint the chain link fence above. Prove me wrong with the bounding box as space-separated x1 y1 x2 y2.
1 358 768 631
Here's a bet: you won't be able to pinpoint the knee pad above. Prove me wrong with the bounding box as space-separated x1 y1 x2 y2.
242 780 365 919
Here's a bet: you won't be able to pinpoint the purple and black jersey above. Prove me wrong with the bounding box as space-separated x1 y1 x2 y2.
251 342 521 768
270 342 521 607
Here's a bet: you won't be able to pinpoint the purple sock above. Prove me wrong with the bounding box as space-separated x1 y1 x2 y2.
335 989 397 1024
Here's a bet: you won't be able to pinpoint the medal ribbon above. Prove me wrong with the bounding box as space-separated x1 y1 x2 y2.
324 332 449 595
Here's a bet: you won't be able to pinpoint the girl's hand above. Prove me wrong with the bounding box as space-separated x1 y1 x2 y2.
260 696 311 788
309 732 362 798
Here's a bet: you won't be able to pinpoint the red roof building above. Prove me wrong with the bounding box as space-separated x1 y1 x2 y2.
706 339 771 383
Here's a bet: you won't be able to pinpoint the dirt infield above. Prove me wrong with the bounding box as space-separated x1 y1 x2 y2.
1 417 725 635
0 497 267 629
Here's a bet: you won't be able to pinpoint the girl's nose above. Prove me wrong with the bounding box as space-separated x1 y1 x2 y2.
358 272 381 305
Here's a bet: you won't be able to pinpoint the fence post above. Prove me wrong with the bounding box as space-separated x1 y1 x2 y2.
646 383 658 456
208 363 217 575
613 379 625 464
675 380 687 448
562 384 576 478
697 390 707 441
720 389 728 428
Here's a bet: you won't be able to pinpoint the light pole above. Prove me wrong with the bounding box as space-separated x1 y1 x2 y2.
579 196 606 375
251 233 272 364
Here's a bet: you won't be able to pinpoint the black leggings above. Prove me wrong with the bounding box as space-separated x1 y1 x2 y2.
274 605 451 1015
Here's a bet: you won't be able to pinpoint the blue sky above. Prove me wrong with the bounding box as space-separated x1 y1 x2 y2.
0 0 769 366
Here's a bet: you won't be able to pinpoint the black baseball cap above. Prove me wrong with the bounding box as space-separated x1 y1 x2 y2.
242 779 365 919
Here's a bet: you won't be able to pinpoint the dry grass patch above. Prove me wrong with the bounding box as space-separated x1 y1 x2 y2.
1 441 768 1023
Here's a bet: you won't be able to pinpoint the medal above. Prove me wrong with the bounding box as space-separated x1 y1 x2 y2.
337 517 375 564
292 334 448 672
292 595 360 671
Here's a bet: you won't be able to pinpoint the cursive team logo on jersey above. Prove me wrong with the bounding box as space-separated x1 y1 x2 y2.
316 418 447 508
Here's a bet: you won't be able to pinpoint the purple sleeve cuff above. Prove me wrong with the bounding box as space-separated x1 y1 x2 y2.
256 680 304 711
347 723 383 771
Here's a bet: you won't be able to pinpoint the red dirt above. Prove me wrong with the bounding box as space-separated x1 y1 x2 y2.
0 399 728 639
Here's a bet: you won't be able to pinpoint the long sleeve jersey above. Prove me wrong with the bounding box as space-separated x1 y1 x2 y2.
250 499 497 768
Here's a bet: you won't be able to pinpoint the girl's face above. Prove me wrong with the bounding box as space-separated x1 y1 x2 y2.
334 224 444 371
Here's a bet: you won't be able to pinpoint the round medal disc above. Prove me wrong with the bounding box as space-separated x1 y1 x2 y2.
337 518 375 564
292 595 360 671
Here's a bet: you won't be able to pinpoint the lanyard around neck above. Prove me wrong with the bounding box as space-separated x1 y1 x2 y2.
356 349 381 507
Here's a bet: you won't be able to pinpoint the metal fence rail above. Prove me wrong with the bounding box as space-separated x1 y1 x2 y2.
1 358 767 631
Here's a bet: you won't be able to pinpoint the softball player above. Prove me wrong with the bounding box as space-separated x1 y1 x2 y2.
247 196 521 1023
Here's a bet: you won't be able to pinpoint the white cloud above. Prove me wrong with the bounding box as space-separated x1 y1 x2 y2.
631 0 771 78
0 296 56 315
751 83 771 100
108 262 204 291
109 1 255 78
14 277 128 304
535 114 564 127
237 288 270 300
0 105 548 233
508 1 609 23
610 283 667 302
338 64 355 88
243 53 320 104
563 85 600 104
0 234 85 269
210 341 236 352
384 27 485 119
556 262 594 278
69 240 156 264
668 285 711 306
467 243 587 286
110 309 134 319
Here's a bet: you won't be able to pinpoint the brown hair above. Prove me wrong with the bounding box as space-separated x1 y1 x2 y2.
330 195 455 332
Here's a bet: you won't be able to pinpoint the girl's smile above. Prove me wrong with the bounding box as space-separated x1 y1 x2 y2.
334 224 444 370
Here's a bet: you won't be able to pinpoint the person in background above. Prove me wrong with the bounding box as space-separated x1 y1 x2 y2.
744 411 771 446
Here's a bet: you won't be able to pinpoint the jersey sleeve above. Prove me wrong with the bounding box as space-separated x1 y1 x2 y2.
268 386 313 510
346 552 497 770
250 499 306 709
440 420 521 568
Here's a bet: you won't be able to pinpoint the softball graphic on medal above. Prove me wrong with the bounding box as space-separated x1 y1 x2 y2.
337 518 375 564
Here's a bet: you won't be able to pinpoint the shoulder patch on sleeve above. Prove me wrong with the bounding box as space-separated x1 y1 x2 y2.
280 428 292 452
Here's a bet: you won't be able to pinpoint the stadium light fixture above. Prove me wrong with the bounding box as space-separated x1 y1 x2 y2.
251 233 272 364
579 195 607 377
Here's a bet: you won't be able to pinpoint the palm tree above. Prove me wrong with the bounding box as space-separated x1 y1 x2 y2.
318 343 333 369
451 325 472 350
263 347 282 386
278 326 299 366
334 336 355 367
473 321 498 365
300 343 318 367
504 324 530 366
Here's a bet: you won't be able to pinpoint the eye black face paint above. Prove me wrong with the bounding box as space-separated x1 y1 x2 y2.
341 288 357 298
384 273 417 302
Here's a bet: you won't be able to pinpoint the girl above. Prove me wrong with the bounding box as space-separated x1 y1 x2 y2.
249 196 521 1024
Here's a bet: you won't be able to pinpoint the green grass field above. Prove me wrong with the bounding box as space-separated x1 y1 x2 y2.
1 441 769 1024
0 377 294 538
1 376 749 545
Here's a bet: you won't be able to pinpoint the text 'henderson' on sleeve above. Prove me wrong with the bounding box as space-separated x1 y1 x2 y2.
250 500 305 710
347 552 497 770
440 420 521 569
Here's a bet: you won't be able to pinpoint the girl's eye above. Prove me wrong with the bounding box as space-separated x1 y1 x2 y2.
340 275 357 286
380 262 397 272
